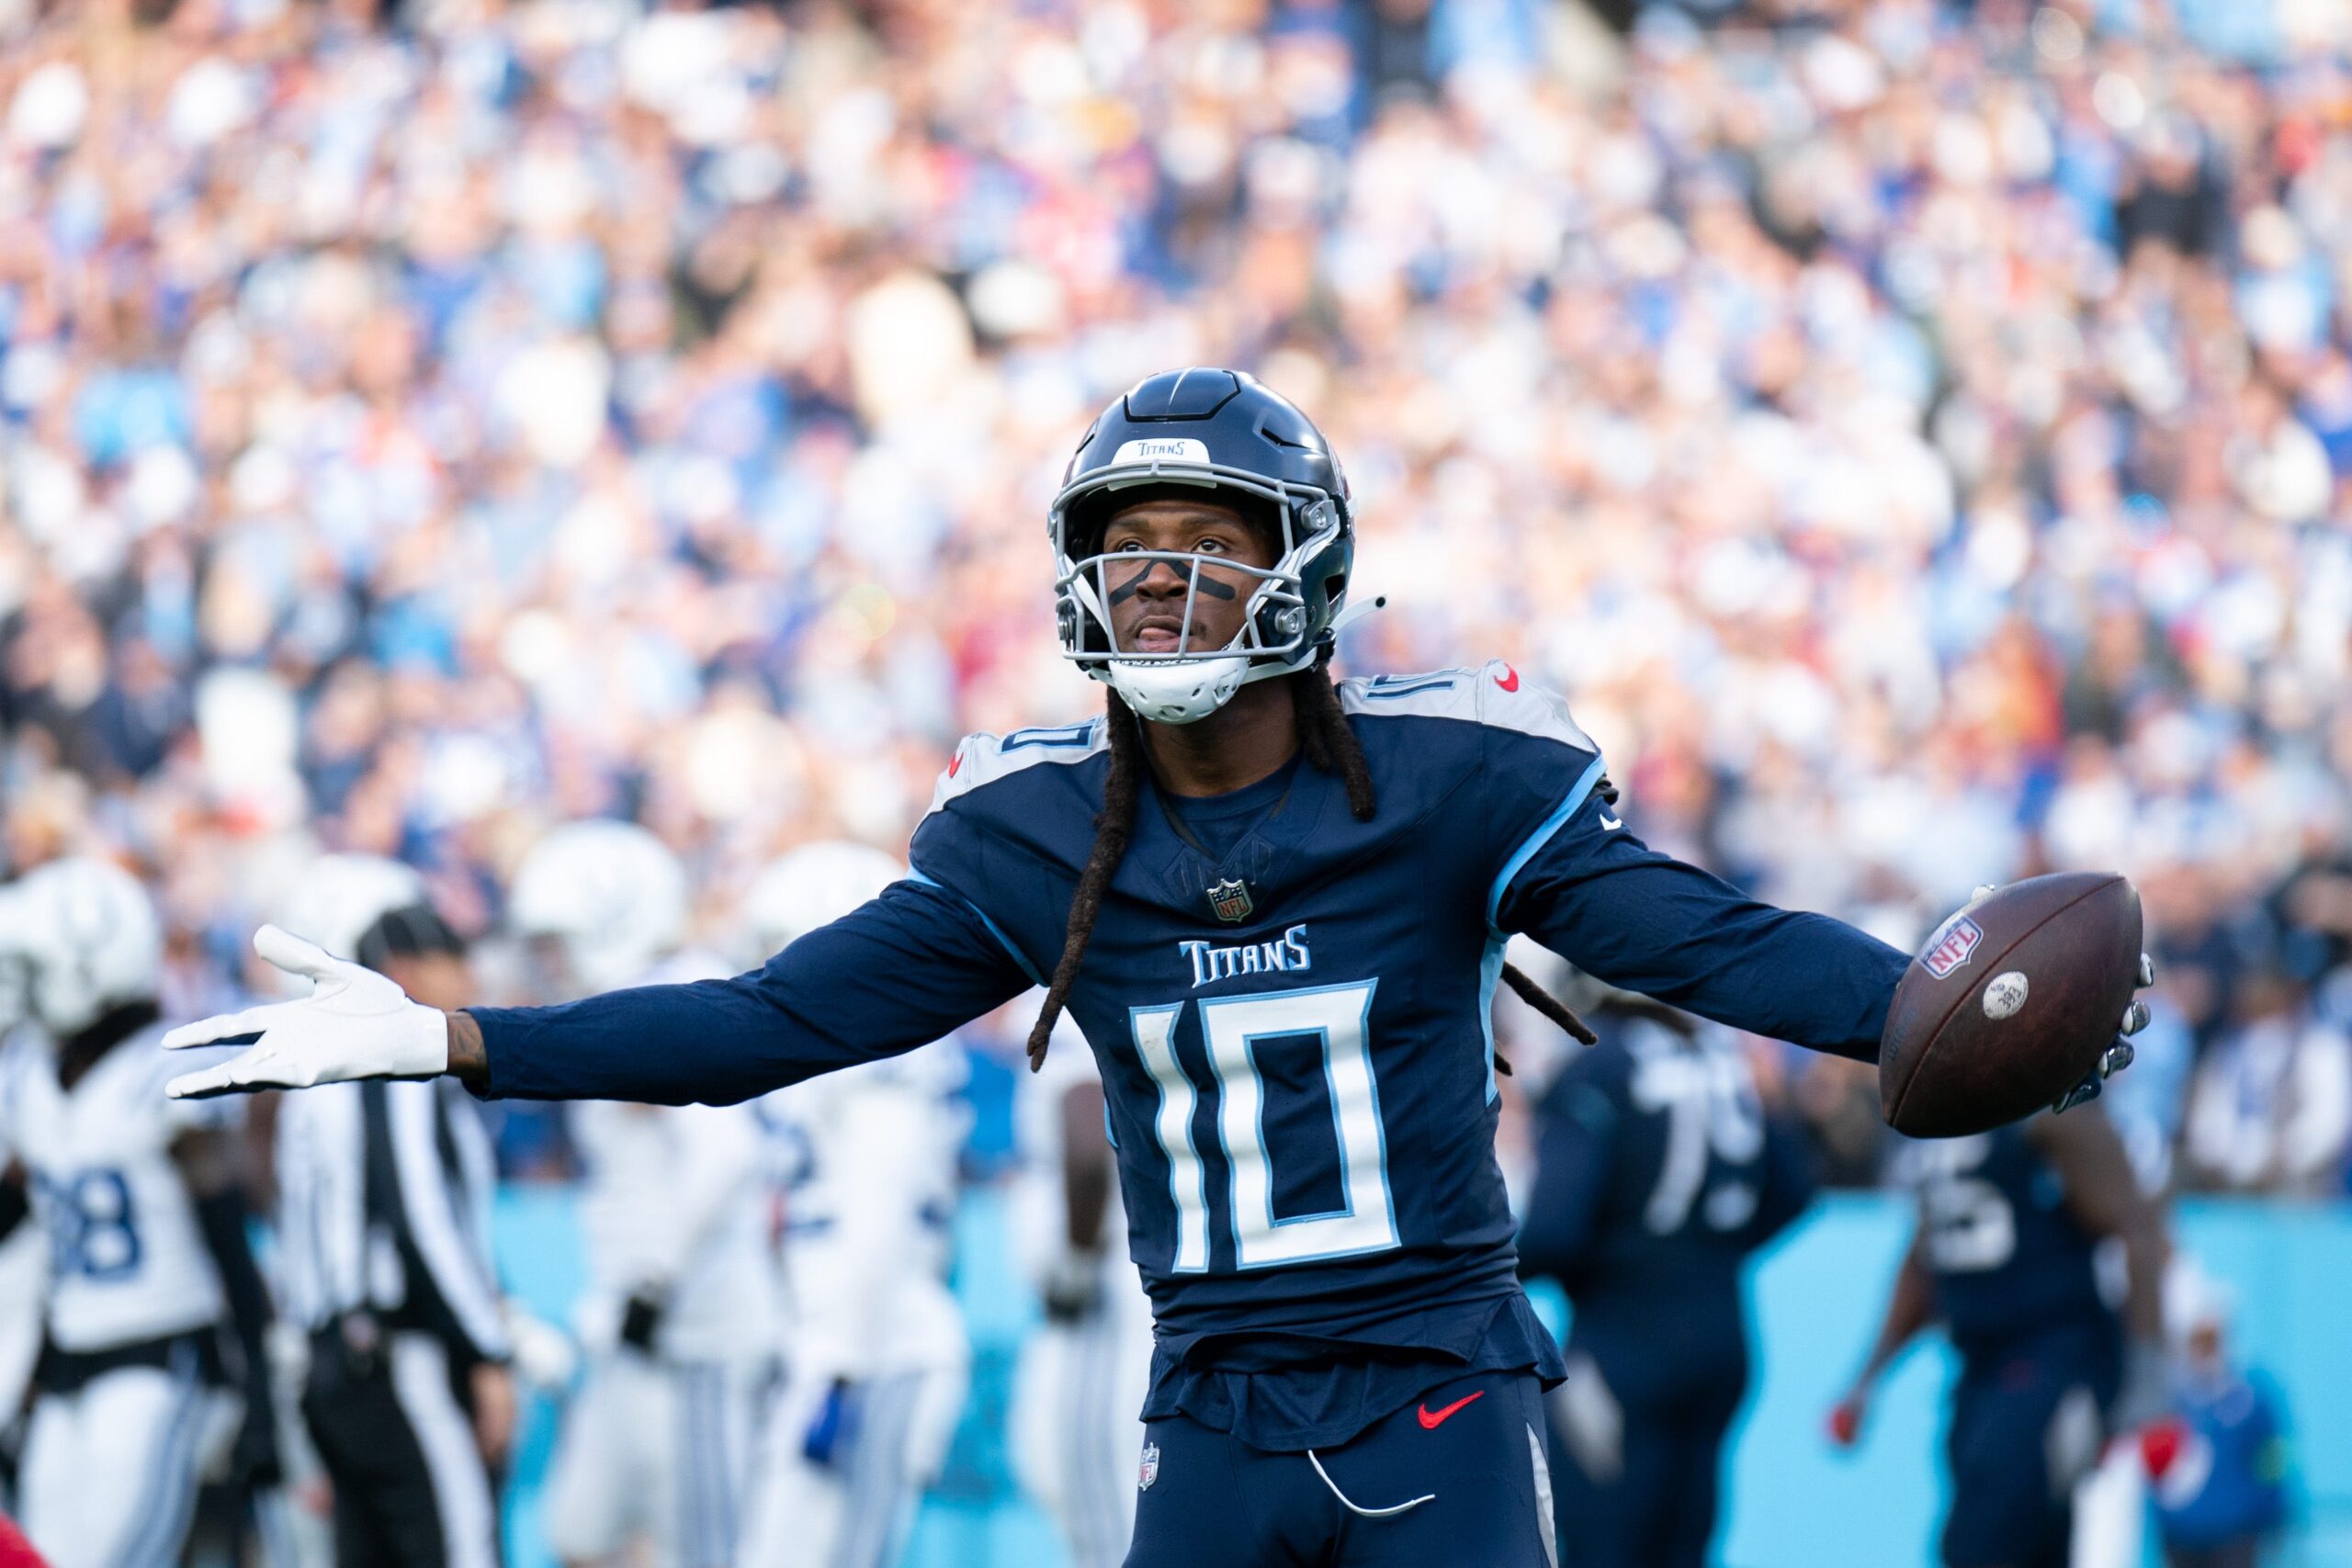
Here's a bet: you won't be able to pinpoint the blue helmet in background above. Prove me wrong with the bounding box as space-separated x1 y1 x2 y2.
1051 368 1356 724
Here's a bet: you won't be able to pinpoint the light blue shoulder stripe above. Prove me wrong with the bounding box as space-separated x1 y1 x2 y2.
1486 752 1608 931
906 870 1046 987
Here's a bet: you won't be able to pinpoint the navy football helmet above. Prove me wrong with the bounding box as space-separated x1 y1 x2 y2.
1051 368 1355 723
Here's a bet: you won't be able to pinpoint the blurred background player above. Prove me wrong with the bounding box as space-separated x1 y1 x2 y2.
2142 1264 2292 1568
273 854 512 1568
1008 1008 1153 1568
514 821 775 1568
0 858 279 1568
0 947 43 1513
1831 1101 2171 1568
734 841 971 1568
1517 982 1818 1568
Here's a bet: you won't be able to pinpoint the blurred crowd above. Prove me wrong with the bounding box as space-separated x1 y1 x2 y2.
0 0 2347 1194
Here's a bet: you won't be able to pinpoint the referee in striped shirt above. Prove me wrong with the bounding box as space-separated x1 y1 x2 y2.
277 902 514 1568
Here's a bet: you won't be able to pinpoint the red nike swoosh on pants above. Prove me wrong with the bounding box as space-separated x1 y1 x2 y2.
1417 1390 1485 1429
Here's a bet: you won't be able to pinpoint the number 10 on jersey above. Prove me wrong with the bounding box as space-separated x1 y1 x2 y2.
1129 979 1398 1271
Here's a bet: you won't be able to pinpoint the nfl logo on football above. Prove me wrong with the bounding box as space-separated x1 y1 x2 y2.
1922 915 1984 979
1206 877 1253 923
1138 1440 1160 1492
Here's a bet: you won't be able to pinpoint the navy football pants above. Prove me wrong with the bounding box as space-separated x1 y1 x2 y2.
1125 1371 1557 1568
1942 1326 2121 1568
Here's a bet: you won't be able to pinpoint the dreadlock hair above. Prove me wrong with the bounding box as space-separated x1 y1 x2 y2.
1025 650 1596 1069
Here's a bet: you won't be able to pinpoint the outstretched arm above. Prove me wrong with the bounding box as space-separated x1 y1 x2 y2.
1496 801 1908 1062
2031 1100 2169 1440
465 878 1028 1104
1828 1229 1935 1448
167 878 1031 1106
2031 1102 2166 1341
1473 668 1907 1062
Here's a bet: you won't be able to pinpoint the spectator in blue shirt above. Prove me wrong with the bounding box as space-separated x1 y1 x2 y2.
2145 1265 2291 1568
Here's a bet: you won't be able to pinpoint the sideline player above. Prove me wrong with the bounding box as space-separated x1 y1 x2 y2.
1008 1006 1155 1568
732 842 971 1568
164 370 2144 1568
0 949 43 1511
273 855 512 1568
0 858 279 1568
1830 1102 2171 1568
1519 990 1818 1568
513 822 776 1568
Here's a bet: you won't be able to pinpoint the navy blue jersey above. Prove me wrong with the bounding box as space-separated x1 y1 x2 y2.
1520 1014 1816 1399
473 663 1907 1449
1891 1122 2112 1354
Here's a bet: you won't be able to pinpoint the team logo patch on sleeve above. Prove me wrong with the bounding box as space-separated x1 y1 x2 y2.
1206 877 1254 923
1921 914 1984 978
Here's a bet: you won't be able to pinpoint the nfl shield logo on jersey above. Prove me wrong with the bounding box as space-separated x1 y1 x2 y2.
1206 877 1253 923
1922 914 1984 978
1138 1440 1160 1491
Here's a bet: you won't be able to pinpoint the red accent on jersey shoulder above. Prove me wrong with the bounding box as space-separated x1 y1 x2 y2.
947 750 963 777
1417 1391 1485 1430
1493 666 1520 693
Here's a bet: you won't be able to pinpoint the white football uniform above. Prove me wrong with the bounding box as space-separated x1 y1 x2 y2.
0 1026 243 1568
735 1045 971 1568
1007 1024 1154 1568
545 955 778 1568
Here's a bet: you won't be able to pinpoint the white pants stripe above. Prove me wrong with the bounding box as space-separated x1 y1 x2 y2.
834 1372 920 1568
547 1352 766 1568
734 1358 967 1568
389 1334 500 1568
112 1354 205 1568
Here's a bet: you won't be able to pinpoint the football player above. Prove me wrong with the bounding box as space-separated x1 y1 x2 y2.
0 945 43 1511
732 842 971 1568
0 858 279 1568
1518 991 1818 1568
1008 1007 1155 1568
1830 1101 2171 1568
164 370 2143 1568
512 822 776 1568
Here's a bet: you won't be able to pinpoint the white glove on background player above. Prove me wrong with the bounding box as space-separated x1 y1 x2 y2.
164 924 449 1099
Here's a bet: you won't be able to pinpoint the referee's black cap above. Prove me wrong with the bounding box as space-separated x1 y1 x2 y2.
355 902 466 975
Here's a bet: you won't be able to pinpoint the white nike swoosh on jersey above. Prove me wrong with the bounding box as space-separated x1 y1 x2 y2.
1599 813 1624 830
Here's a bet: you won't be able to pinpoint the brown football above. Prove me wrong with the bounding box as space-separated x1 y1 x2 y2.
1879 872 2142 1138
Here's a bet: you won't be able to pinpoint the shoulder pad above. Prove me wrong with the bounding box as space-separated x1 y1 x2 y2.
923 719 1108 818
1338 665 1483 722
1474 660 1597 752
1340 661 1595 752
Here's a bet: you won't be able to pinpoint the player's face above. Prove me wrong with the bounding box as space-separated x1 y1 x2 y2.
1097 498 1276 656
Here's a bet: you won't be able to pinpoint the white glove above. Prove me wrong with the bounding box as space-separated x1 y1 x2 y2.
163 925 449 1099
